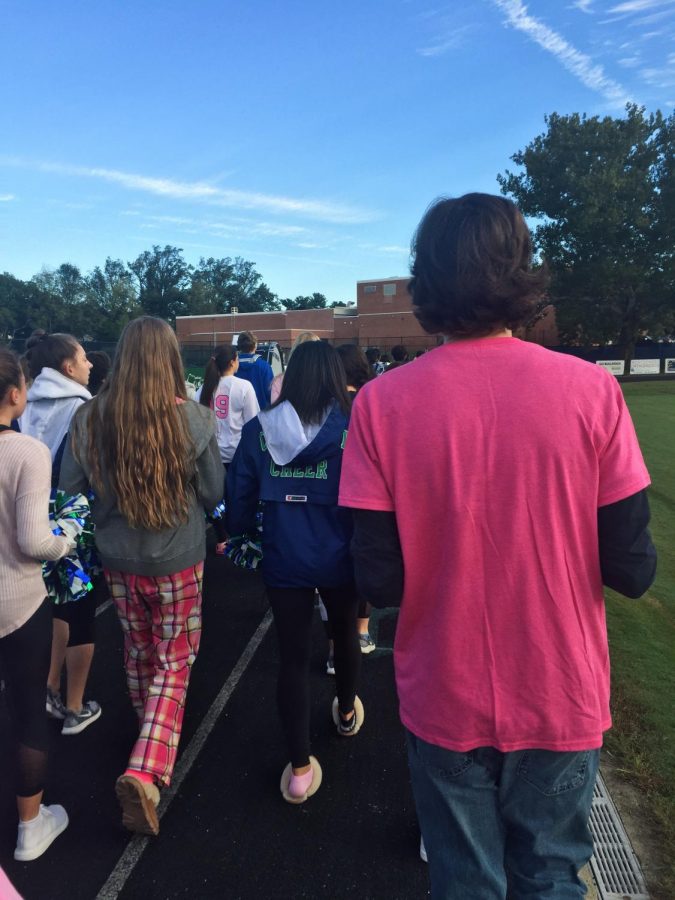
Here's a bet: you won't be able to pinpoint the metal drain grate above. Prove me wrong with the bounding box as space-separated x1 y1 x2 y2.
589 774 650 899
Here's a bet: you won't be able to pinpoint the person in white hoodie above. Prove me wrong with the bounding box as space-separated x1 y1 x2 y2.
19 333 101 736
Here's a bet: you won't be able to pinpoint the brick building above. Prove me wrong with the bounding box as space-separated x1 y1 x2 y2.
176 277 558 353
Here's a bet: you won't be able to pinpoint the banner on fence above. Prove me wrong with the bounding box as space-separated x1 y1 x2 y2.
666 359 675 374
596 360 625 375
629 359 660 375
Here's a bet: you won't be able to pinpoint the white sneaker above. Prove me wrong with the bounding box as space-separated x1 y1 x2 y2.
14 804 69 861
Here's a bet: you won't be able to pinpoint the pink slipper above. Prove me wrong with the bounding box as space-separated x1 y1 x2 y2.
280 756 323 804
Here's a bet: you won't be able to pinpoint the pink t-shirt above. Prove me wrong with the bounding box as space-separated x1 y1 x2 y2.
339 338 650 753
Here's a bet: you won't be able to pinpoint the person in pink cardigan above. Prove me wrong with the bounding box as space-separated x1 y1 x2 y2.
0 347 74 862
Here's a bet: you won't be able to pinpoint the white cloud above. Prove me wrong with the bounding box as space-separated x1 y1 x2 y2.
417 24 474 57
0 157 377 225
631 7 675 24
609 0 670 13
136 212 308 239
573 0 594 13
0 193 15 202
375 245 410 254
492 0 632 104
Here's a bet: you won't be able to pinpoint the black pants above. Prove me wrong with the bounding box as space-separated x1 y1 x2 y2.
52 573 102 645
267 584 361 768
0 599 52 796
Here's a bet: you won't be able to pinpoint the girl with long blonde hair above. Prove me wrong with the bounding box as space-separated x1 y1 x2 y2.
60 317 223 836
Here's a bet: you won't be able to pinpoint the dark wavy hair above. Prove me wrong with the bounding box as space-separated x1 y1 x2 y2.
27 332 80 379
274 341 350 424
408 193 549 337
336 344 375 391
200 345 238 409
86 350 111 396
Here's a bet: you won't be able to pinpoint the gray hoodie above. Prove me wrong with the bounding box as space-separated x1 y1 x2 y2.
19 367 92 460
60 400 223 576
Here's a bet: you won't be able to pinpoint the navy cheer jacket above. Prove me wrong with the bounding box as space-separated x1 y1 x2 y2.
226 401 353 589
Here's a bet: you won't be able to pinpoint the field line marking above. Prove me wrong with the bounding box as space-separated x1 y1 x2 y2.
95 608 274 900
95 599 113 617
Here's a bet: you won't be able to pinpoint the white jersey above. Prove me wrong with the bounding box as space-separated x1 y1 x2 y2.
208 375 259 464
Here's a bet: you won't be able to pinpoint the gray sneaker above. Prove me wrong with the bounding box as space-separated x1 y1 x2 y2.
46 688 67 720
61 701 102 735
359 633 376 654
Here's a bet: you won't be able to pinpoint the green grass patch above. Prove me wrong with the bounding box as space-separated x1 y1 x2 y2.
605 381 675 897
185 365 205 382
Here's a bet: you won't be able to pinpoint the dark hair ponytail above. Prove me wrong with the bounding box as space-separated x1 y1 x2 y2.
336 344 375 391
199 345 238 409
274 341 351 424
0 347 23 404
28 332 80 380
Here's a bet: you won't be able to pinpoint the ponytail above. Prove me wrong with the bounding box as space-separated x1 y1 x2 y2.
27 332 79 380
199 345 238 409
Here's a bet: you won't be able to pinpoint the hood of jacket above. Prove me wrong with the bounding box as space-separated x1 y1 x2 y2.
182 400 218 456
258 401 341 466
27 368 92 403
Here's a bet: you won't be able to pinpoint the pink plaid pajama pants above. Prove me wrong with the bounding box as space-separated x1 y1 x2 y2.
104 562 204 787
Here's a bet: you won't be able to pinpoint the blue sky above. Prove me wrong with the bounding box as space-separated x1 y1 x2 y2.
1 0 674 303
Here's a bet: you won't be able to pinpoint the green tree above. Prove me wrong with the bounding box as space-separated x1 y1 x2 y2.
329 300 355 308
85 258 140 340
187 256 281 315
128 245 191 323
0 273 58 342
282 292 328 310
31 264 91 335
498 104 675 359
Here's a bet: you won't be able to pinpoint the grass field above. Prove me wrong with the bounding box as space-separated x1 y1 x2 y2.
606 382 675 897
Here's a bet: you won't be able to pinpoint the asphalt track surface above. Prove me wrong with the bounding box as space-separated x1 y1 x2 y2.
0 542 430 899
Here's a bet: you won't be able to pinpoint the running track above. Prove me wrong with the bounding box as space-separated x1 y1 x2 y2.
0 544 430 899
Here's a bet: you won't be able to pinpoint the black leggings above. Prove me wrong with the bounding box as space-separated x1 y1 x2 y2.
267 584 361 768
0 599 52 796
52 574 101 645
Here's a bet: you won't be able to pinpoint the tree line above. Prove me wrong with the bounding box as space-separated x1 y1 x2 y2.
500 104 674 360
2 106 672 356
0 249 354 344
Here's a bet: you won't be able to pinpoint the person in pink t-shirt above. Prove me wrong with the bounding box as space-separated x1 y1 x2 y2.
338 193 656 899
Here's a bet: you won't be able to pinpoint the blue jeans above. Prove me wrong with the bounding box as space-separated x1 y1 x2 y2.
406 731 599 900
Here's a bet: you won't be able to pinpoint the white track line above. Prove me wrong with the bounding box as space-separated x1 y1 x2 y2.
96 608 273 900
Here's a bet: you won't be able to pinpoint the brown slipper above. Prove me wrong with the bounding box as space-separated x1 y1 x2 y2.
115 775 160 835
